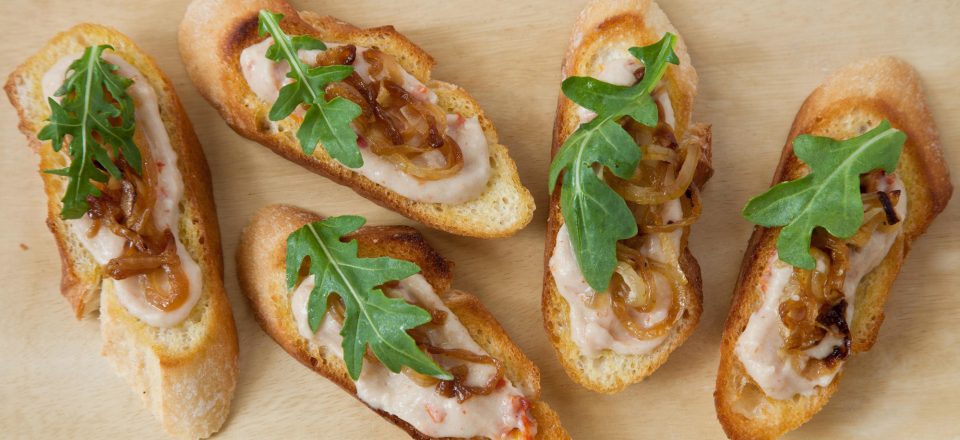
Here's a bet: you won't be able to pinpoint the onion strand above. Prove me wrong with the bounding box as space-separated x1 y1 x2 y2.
319 46 465 181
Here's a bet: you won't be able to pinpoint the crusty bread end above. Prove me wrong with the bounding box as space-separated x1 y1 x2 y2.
715 57 952 440
4 24 239 439
236 204 568 439
179 0 534 238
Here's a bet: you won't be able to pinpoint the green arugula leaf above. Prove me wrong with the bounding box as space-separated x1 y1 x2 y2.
548 33 679 291
296 96 363 158
286 216 451 381
258 10 364 168
742 120 905 269
38 45 139 220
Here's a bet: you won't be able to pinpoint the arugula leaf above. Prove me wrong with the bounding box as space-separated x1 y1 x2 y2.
548 33 679 291
742 120 905 269
258 10 364 168
38 45 139 220
286 216 451 381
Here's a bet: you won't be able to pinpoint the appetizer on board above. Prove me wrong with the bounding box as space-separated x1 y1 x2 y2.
5 24 239 439
715 57 951 440
179 0 534 238
543 0 713 393
237 204 569 440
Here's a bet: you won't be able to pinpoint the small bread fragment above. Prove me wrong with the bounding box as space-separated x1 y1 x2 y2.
5 24 239 439
237 204 568 439
179 0 534 238
715 57 951 440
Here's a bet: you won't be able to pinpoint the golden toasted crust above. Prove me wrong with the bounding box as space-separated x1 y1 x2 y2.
541 0 710 393
715 57 952 440
4 24 238 439
5 24 106 316
178 0 534 238
236 204 568 440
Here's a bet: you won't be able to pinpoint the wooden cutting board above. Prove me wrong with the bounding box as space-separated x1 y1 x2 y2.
1 1 957 438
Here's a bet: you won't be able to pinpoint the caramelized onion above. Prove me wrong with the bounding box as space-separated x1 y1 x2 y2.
878 190 901 225
846 207 887 248
584 98 700 343
77 101 188 314
426 346 504 403
375 138 464 180
611 131 702 205
401 366 441 387
119 179 136 220
317 46 465 181
610 266 683 340
606 249 685 340
779 230 855 372
328 295 346 324
779 183 892 365
106 230 189 311
640 184 702 233
86 158 160 253
427 307 448 326
816 300 851 367
861 189 901 228
325 296 379 365
642 143 678 164
818 234 849 299
313 44 357 67
612 261 650 309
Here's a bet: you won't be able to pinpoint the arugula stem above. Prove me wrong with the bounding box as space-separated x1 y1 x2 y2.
641 34 675 96
258 10 319 104
257 10 362 167
304 223 412 366
71 50 98 207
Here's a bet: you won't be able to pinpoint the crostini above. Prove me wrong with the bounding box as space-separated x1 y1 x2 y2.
542 0 713 393
178 0 534 238
715 57 951 439
237 204 568 440
4 24 239 438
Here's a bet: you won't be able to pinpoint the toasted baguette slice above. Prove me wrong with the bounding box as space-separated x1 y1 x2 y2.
237 204 568 440
715 57 952 440
179 0 534 238
5 24 239 439
542 0 712 393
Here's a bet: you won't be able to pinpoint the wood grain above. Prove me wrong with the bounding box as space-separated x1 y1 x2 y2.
0 1 957 438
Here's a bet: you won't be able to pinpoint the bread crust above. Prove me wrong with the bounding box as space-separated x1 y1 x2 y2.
178 0 534 238
541 0 711 393
715 57 952 440
4 24 238 439
236 204 568 439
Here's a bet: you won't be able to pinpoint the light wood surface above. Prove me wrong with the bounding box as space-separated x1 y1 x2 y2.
1 1 957 438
